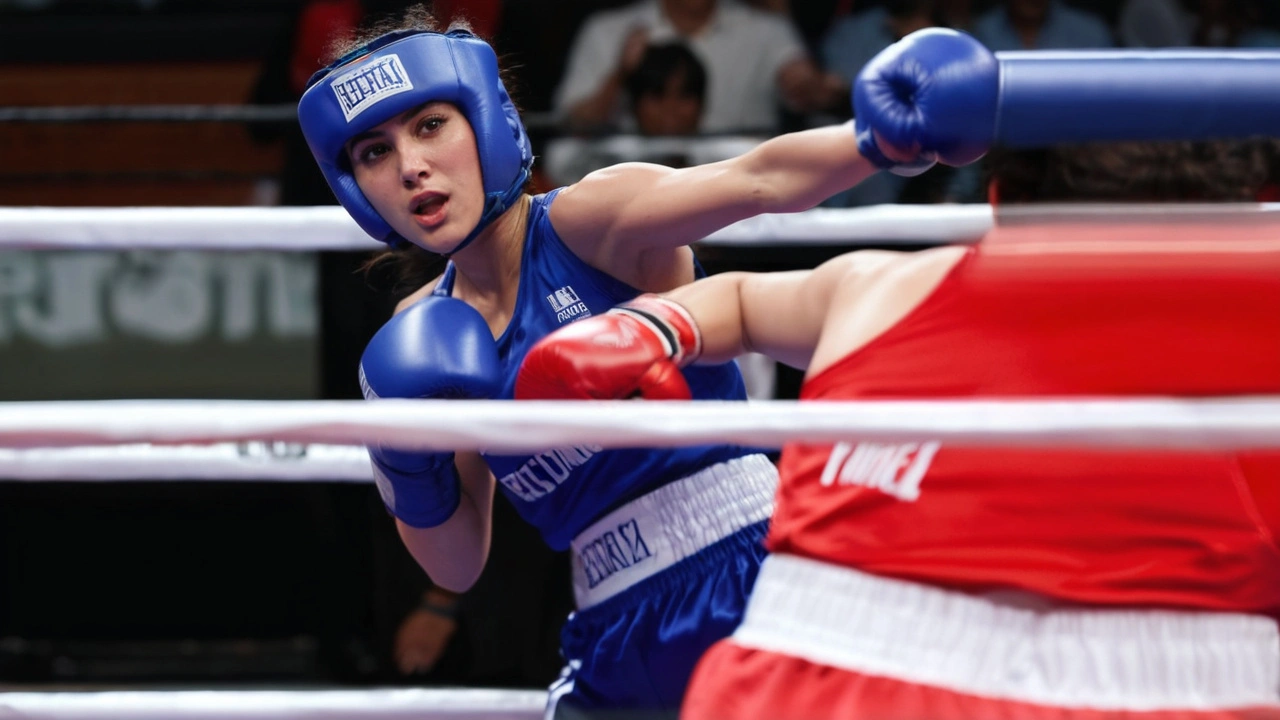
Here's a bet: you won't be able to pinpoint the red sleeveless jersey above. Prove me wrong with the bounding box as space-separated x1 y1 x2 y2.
770 217 1280 615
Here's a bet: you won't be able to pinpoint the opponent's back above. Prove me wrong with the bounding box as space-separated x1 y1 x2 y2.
770 213 1280 616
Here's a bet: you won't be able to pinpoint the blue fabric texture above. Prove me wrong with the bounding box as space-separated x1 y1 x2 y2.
433 189 763 551
548 521 770 718
432 189 771 715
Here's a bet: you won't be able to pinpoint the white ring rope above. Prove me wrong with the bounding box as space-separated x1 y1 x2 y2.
3 203 1277 252
0 204 994 251
0 442 373 482
0 688 546 719
0 398 1276 465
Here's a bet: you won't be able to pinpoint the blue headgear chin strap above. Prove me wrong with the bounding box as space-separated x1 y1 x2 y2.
297 29 533 255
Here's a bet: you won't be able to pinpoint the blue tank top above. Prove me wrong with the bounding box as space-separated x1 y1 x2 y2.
433 189 758 550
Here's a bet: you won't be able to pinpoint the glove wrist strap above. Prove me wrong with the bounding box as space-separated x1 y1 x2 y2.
615 295 703 367
371 453 462 529
854 122 937 178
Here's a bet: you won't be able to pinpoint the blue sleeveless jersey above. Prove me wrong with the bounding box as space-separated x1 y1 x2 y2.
433 189 758 550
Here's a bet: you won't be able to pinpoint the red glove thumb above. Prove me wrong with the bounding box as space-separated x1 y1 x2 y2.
634 359 692 400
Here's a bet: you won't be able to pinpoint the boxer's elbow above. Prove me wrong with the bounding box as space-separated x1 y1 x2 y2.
396 493 492 592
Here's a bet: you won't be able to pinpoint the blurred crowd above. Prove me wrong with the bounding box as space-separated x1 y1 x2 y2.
245 0 1280 208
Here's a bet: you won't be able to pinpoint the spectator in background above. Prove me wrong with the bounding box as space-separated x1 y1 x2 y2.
820 0 941 207
1118 0 1194 46
554 0 846 134
746 0 848 46
972 0 1113 51
822 0 940 86
1120 0 1280 48
545 41 764 185
1191 0 1280 47
628 41 708 137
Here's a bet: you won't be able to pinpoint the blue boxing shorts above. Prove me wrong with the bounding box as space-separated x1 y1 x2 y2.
545 453 777 720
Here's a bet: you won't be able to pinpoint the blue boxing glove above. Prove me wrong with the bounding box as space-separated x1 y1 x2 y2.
359 295 502 528
853 28 999 177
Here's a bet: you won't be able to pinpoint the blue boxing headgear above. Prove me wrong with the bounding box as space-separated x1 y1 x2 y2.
298 29 533 252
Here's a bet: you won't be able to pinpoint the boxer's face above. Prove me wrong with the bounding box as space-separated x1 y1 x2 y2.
347 101 485 254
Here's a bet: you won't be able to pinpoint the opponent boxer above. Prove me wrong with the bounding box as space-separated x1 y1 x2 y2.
518 182 1280 720
295 7 994 716
517 120 1280 720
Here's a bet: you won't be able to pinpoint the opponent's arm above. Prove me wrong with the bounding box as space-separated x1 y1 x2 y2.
515 251 888 400
516 247 968 400
665 258 870 371
670 246 967 375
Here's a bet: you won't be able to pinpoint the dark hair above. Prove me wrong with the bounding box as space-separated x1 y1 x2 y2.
985 139 1278 204
328 4 456 63
625 42 707 105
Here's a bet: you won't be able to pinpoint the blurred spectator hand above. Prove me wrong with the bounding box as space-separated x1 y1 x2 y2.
393 588 459 675
620 26 652 77
778 65 848 116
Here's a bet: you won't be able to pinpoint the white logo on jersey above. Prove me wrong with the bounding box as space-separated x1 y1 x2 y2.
818 441 940 501
496 444 603 502
546 286 591 324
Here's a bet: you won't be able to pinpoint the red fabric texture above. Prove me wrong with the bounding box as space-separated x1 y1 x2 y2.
682 641 1280 720
767 223 1280 616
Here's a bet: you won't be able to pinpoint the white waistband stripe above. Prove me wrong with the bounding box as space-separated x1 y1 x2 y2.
570 454 777 609
732 554 1280 711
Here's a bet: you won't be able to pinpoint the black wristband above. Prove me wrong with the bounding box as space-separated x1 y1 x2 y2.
417 596 459 620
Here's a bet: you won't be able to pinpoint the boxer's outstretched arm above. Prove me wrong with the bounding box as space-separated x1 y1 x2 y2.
550 123 879 262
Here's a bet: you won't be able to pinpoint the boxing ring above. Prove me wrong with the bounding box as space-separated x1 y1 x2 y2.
4 38 1280 717
0 688 548 720
1 199 1279 719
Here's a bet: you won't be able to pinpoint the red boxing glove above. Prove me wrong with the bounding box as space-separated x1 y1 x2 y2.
516 295 702 400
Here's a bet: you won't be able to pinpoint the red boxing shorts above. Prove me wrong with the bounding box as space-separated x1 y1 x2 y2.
682 554 1280 720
